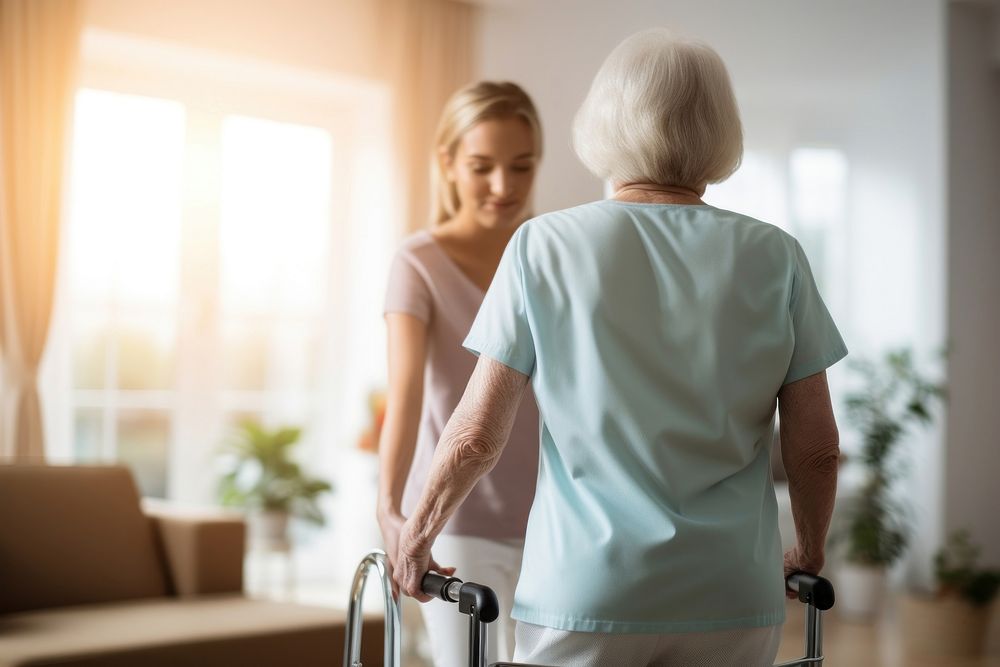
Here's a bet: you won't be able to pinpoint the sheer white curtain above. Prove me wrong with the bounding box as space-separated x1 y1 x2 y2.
0 0 83 460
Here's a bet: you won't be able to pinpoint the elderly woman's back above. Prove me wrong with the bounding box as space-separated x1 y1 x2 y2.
393 28 846 667
465 198 845 634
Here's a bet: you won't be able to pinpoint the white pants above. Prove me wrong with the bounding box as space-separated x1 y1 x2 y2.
513 621 783 667
420 534 524 667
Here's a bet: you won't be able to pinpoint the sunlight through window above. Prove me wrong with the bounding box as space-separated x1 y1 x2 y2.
69 90 185 307
706 151 789 230
790 147 849 295
790 148 848 231
220 116 332 315
54 61 392 510
65 88 186 496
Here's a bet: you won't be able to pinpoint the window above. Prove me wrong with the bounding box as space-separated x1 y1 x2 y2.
218 116 333 420
64 89 185 497
789 147 849 299
45 35 393 504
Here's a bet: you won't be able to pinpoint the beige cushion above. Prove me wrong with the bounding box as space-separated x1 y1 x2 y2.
147 507 245 596
0 596 383 667
0 465 167 614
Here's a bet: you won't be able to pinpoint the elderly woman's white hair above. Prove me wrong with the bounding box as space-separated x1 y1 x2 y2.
573 29 743 189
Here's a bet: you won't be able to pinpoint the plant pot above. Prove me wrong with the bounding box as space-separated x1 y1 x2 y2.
836 562 887 620
900 593 995 657
249 510 291 550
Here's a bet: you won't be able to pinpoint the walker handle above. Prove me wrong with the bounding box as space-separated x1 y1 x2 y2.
421 571 463 602
786 572 835 611
420 571 500 623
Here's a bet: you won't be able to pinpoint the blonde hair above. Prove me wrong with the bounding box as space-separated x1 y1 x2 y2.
573 29 743 189
430 81 543 225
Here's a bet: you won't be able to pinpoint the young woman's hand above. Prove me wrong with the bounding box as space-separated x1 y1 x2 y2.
377 508 407 599
378 508 405 561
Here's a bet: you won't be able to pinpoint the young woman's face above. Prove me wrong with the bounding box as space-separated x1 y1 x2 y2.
445 116 538 229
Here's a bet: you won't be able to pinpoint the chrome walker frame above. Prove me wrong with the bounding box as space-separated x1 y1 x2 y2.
343 549 832 667
343 550 401 667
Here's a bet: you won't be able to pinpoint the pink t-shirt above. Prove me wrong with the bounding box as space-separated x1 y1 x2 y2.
384 230 540 539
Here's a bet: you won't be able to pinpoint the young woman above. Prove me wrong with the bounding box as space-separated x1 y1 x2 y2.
377 81 543 667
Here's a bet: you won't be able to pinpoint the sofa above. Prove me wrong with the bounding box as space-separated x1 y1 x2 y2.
0 464 383 666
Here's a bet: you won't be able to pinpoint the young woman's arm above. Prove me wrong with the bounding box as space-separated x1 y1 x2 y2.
377 313 429 564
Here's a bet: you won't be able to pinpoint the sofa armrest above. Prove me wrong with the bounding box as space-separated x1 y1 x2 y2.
145 505 246 597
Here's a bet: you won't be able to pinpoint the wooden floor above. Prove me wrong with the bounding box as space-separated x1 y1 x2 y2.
777 599 1000 667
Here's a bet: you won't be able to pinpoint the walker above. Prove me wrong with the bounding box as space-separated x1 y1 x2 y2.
343 549 836 667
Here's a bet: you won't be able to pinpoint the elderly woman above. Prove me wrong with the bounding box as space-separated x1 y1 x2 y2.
394 28 846 667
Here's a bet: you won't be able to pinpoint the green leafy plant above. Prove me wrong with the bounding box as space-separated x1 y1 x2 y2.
217 419 333 525
840 348 945 566
934 530 1000 607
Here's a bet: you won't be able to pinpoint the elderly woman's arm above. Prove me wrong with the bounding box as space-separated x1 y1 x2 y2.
778 370 840 586
394 355 530 600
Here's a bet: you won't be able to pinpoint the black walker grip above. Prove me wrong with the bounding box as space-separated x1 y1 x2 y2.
421 571 462 602
459 582 500 623
786 572 835 611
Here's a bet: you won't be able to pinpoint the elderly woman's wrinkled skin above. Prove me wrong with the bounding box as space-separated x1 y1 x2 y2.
394 355 529 600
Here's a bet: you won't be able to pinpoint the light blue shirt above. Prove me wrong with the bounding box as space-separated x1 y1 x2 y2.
463 200 847 634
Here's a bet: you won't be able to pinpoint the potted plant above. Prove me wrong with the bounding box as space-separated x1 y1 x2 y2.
217 419 333 549
901 530 1000 657
835 348 945 619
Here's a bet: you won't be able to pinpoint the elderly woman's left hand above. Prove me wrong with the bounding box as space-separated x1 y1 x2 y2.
393 520 454 602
